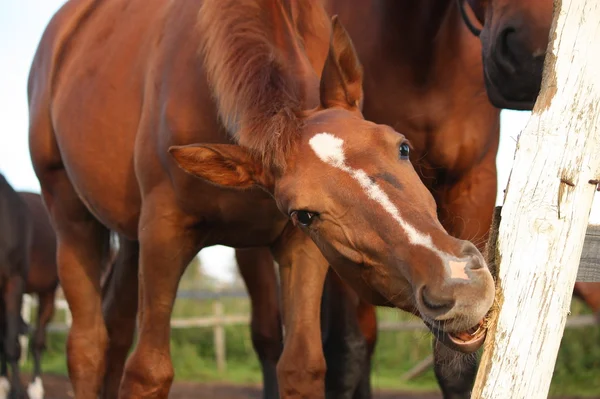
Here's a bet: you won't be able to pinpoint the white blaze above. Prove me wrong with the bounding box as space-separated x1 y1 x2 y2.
308 132 444 256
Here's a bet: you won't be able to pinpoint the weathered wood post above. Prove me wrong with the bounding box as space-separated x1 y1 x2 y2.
213 292 227 373
471 1 600 398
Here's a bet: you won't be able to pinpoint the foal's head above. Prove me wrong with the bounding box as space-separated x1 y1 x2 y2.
463 0 554 110
171 16 495 351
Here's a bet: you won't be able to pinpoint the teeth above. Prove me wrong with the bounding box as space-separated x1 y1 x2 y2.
451 324 484 342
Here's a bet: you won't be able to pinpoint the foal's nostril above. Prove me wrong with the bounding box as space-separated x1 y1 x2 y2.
461 241 485 270
460 241 485 270
421 286 454 313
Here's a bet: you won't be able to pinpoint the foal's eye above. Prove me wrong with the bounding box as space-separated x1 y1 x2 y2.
399 143 410 160
290 210 318 227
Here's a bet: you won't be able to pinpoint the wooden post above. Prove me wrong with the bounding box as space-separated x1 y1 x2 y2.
213 296 226 373
472 1 600 398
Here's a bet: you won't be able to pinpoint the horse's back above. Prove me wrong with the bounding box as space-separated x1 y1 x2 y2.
29 0 285 244
18 192 58 294
28 0 212 238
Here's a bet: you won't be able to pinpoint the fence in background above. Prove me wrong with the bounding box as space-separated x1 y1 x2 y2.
19 290 599 378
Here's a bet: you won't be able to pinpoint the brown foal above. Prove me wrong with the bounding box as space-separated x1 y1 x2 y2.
28 1 495 398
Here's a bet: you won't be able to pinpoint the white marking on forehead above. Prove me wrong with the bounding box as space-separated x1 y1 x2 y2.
308 132 445 256
309 132 346 167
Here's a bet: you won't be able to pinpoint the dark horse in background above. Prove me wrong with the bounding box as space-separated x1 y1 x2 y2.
0 174 32 399
0 180 60 399
19 192 60 399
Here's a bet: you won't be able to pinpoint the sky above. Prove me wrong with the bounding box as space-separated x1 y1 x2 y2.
1 1 598 283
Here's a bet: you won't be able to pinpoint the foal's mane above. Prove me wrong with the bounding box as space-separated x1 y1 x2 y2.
198 0 313 170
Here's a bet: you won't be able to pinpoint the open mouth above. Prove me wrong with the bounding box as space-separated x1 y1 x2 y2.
425 320 487 353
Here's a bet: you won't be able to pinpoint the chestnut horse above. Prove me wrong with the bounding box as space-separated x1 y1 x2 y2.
0 175 32 399
18 192 60 399
28 1 495 398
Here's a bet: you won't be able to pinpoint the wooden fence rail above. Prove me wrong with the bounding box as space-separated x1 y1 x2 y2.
19 290 599 374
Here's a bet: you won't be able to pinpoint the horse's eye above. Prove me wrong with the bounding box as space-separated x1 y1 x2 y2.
291 210 317 227
399 143 410 160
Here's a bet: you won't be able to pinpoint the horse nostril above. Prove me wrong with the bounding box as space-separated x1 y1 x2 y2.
495 26 519 74
460 241 485 270
421 286 454 313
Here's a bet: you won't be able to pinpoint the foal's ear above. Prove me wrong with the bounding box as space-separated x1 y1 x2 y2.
319 16 364 110
169 144 274 192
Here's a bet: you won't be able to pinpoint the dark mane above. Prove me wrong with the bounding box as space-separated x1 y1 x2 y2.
198 0 309 170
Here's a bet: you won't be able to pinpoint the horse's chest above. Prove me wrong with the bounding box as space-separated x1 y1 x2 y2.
406 124 494 188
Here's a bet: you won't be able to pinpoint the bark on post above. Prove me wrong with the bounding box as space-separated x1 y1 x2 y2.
472 1 600 398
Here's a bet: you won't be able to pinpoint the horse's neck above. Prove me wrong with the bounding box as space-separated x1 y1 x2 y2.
378 0 464 85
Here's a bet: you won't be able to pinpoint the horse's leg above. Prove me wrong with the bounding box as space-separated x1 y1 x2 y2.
321 270 369 399
119 196 199 398
352 300 377 399
236 247 282 399
433 151 497 399
273 227 329 398
0 299 8 398
40 181 111 399
432 339 478 399
27 290 55 399
101 236 139 399
573 282 600 322
3 272 26 399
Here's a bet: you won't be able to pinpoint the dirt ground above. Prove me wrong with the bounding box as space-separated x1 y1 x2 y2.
39 373 442 398
35 373 600 399
39 374 434 398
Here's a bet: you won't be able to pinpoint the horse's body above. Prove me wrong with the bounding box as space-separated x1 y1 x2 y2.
29 0 495 398
0 175 32 399
19 192 59 399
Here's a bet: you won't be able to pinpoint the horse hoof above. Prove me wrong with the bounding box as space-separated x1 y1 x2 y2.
0 377 10 399
27 378 44 399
